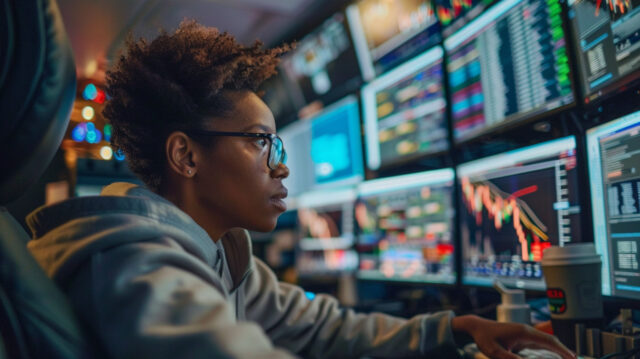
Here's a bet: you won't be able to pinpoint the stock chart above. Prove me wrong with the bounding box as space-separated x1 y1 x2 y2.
459 138 581 289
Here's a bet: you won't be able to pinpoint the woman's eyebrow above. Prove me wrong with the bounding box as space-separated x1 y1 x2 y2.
242 124 275 133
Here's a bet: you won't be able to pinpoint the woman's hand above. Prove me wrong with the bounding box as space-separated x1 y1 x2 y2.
451 315 576 359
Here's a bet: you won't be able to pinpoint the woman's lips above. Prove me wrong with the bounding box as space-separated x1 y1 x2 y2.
270 188 288 212
270 197 287 212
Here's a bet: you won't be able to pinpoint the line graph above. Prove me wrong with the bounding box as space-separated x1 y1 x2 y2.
436 0 475 25
461 177 550 261
595 0 632 16
459 140 581 289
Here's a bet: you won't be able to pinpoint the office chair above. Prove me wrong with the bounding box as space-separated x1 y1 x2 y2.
0 0 90 357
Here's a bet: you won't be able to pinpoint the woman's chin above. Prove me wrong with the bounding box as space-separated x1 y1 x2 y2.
249 218 279 233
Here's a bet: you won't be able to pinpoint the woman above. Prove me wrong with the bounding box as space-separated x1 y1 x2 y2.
26 21 574 359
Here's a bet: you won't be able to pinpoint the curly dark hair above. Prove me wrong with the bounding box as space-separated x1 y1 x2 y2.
103 20 291 191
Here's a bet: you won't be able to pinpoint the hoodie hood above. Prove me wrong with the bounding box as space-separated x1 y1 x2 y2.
26 182 253 291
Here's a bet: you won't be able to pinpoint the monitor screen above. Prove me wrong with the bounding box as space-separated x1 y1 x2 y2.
355 169 456 284
296 188 359 275
280 12 362 106
310 96 365 187
567 0 640 103
346 0 441 80
444 0 575 142
362 46 448 170
587 110 640 300
458 137 581 290
435 0 497 38
261 70 298 124
280 120 314 201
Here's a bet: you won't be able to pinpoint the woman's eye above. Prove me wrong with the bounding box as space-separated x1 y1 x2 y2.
256 138 268 147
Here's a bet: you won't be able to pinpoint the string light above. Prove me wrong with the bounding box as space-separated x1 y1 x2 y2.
100 146 113 160
71 123 87 142
104 124 112 142
113 149 126 161
85 122 102 144
83 83 97 100
82 105 95 120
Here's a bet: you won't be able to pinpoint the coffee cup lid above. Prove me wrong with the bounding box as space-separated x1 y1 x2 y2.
542 243 601 266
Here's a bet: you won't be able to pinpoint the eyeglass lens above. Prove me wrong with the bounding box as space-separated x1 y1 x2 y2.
268 136 286 169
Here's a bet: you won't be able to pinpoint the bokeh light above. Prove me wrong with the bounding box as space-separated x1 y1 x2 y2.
82 105 95 120
71 123 87 142
82 83 97 100
100 146 113 160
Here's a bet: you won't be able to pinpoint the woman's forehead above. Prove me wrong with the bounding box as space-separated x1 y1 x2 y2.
206 91 276 132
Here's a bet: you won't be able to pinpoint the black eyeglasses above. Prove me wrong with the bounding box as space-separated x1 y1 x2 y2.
184 129 287 170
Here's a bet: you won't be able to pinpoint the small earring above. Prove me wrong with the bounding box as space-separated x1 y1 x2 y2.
187 169 192 175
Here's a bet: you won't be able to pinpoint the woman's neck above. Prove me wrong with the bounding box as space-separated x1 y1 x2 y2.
157 184 227 242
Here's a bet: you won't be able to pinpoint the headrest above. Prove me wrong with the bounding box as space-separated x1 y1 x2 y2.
0 0 76 204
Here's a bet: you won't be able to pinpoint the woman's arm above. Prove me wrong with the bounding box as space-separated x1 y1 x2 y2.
243 257 459 359
70 238 298 359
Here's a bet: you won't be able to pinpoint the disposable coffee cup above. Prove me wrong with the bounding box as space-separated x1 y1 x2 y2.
541 243 603 350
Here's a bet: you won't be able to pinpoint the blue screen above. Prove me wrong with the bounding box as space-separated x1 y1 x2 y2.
310 96 365 187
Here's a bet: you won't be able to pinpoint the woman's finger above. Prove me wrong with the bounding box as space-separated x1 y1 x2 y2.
513 329 576 359
480 342 522 359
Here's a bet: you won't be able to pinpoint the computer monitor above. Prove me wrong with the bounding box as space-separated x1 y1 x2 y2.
261 70 298 124
458 136 581 290
295 187 359 276
587 110 640 300
346 0 441 80
567 0 640 104
279 120 314 201
355 169 456 284
361 46 448 170
444 0 575 143
434 0 497 38
310 95 365 187
280 12 362 106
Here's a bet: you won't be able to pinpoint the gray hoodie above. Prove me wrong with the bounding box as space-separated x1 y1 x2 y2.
26 182 459 358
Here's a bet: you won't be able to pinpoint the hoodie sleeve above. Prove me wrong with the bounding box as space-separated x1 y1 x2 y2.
66 237 298 359
243 258 459 359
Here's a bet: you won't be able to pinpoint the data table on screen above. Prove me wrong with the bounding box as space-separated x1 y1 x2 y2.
444 0 574 142
567 0 640 103
587 110 640 300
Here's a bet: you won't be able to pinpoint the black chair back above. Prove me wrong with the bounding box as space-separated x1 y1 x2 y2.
0 0 90 357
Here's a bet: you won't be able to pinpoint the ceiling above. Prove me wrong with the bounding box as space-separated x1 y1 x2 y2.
56 0 324 83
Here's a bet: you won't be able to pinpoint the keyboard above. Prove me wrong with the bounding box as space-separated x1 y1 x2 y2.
463 343 563 359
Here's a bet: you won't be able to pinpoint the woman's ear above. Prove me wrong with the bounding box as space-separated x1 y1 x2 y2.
165 131 197 178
